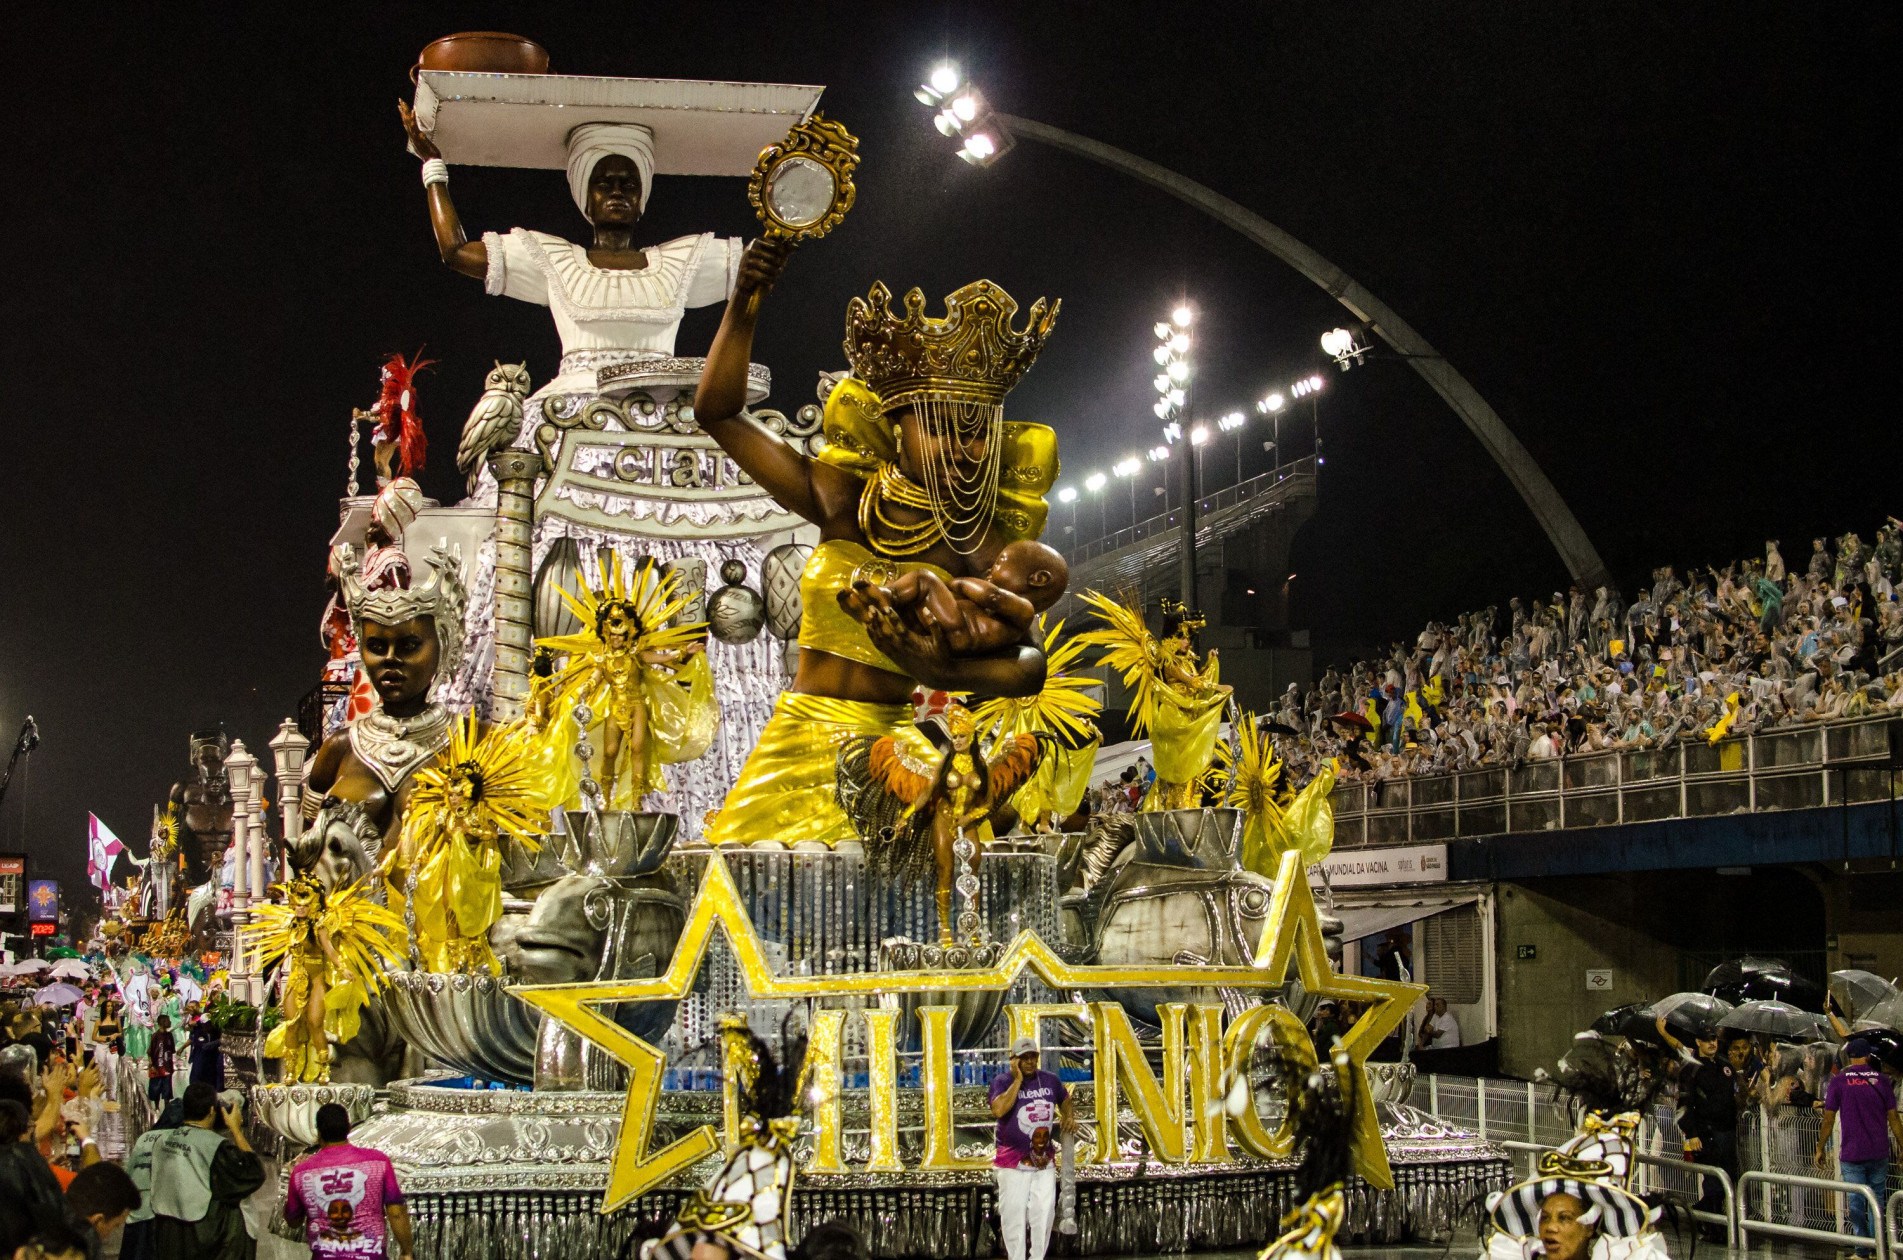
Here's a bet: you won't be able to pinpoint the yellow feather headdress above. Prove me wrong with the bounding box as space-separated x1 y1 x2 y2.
538 551 707 661
972 617 1103 746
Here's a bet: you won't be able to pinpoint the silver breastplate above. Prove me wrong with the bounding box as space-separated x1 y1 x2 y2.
348 704 453 793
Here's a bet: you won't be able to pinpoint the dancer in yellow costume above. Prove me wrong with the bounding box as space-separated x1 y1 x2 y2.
693 240 1060 847
1078 593 1233 810
253 876 404 1083
397 714 553 973
535 553 717 809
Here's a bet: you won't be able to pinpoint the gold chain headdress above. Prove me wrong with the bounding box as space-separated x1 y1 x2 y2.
842 281 1059 556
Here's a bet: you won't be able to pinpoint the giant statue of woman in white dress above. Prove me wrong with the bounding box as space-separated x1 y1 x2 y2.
398 104 801 836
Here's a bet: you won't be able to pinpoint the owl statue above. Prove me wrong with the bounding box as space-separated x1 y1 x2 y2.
456 361 532 495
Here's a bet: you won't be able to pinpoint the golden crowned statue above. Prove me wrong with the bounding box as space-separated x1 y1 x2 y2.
698 276 1061 849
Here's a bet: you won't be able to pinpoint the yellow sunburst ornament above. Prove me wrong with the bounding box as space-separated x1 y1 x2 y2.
397 714 551 973
535 552 717 809
972 618 1104 829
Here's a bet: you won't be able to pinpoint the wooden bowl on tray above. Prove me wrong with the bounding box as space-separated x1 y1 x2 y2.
413 32 549 81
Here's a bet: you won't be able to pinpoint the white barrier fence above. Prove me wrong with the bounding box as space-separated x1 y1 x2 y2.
1424 1073 1898 1256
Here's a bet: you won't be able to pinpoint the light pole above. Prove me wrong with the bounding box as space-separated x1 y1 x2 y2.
1218 411 1246 485
1056 485 1079 548
1085 471 1108 539
1146 444 1171 519
1257 391 1286 472
1189 423 1211 509
1154 305 1200 611
917 72 1614 592
1113 457 1140 530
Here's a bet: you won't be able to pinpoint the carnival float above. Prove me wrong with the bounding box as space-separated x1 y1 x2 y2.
96 35 1506 1260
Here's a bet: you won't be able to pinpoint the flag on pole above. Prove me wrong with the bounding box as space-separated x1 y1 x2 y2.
86 813 125 892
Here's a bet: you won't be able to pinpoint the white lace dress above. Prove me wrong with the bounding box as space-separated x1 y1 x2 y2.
481 228 743 394
449 228 784 838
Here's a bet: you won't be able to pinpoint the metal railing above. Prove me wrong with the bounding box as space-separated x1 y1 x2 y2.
1741 1171 1888 1257
1422 1073 1903 1252
1065 457 1317 581
1331 714 1901 848
1496 1138 1738 1248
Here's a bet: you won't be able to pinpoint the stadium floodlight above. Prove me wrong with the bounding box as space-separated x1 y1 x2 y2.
1084 472 1107 492
1057 485 1078 504
917 63 962 104
957 130 1001 163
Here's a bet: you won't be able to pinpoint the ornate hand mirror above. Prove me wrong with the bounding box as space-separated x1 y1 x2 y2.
748 114 860 242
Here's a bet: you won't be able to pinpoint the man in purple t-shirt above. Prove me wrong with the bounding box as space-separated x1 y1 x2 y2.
1817 1038 1903 1256
989 1036 1074 1260
284 1104 414 1260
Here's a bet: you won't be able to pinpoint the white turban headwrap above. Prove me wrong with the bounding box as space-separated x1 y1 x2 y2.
371 476 425 538
565 122 656 218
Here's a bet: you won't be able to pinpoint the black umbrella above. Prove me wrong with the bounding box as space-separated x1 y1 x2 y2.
1591 1003 1665 1047
1704 957 1826 1013
1653 992 1734 1041
1830 969 1900 1022
1719 1000 1832 1042
1849 1026 1903 1074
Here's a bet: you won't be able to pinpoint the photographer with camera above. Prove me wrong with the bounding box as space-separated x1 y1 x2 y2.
145 1084 263 1260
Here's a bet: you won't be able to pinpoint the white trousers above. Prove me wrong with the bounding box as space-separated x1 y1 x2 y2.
995 1164 1057 1260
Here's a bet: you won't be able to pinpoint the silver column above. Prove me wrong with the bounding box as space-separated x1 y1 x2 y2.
488 449 545 722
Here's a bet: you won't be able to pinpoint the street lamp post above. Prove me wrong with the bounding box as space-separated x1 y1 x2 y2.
1085 471 1108 540
1113 457 1140 532
1056 485 1079 549
1155 305 1200 611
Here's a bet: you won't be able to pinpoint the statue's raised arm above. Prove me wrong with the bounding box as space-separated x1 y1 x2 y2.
398 100 487 279
695 239 858 527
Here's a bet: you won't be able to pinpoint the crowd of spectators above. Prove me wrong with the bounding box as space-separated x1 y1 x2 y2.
0 975 411 1260
1260 521 1903 787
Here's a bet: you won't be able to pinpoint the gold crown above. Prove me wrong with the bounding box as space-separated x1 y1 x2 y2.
843 280 1059 412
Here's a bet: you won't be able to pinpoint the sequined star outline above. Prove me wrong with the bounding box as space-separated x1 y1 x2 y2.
512 849 1422 1209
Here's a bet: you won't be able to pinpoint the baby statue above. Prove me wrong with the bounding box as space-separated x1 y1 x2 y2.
882 539 1069 654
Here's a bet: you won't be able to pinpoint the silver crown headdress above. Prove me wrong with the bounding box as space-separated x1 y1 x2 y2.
332 541 468 678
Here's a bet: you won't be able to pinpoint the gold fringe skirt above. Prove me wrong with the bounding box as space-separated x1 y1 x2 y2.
706 691 915 847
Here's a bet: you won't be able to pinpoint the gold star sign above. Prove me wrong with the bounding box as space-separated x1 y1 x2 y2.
512 849 1423 1210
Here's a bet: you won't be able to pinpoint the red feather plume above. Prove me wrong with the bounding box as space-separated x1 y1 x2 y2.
372 350 436 476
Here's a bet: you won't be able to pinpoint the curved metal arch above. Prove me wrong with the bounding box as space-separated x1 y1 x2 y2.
996 113 1613 592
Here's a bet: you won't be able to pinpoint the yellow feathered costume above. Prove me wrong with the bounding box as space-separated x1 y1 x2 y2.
971 617 1103 829
1076 592 1231 810
253 877 404 1083
1222 717 1340 876
535 553 717 809
396 714 552 974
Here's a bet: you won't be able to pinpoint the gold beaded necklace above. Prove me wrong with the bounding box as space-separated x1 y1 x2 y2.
859 462 943 557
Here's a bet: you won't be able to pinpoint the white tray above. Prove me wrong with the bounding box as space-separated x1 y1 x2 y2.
413 70 823 176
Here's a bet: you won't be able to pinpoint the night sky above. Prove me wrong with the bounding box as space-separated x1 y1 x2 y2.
0 5 1891 893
